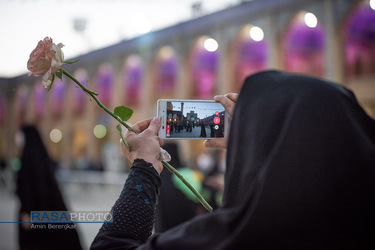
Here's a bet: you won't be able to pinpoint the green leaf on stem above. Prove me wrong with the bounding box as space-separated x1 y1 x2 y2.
116 124 129 151
55 68 63 80
47 74 55 92
63 59 80 64
114 106 133 122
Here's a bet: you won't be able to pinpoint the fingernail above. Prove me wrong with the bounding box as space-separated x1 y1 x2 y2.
154 117 160 123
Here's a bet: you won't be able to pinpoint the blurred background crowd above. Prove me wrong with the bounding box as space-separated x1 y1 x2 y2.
0 0 374 249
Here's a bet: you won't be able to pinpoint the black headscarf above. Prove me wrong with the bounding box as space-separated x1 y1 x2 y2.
16 125 82 250
147 71 375 249
16 125 66 212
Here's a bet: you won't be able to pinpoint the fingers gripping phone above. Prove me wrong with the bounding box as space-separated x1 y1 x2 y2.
157 99 230 140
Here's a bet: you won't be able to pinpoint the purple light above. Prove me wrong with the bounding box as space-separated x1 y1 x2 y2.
52 80 65 117
157 56 178 93
235 37 268 86
73 70 89 115
97 66 114 107
345 5 375 77
124 64 142 106
284 17 325 76
34 84 46 118
192 48 218 99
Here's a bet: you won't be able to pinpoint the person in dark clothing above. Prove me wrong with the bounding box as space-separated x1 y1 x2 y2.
199 122 207 138
91 70 375 249
154 143 200 232
210 122 215 138
16 125 82 250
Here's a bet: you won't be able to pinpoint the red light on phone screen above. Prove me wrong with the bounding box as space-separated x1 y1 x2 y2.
166 125 170 137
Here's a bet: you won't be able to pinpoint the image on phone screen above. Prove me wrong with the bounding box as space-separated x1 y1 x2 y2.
162 101 226 139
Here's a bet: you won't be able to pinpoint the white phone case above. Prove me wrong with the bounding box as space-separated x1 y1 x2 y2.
157 99 230 140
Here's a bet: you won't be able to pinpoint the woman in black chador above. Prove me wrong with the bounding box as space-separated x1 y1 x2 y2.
16 125 82 250
91 71 375 249
199 122 207 137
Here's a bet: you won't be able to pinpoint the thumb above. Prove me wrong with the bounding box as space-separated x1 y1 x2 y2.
146 117 161 134
204 138 228 149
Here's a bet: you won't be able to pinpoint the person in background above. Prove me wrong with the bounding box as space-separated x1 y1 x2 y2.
91 70 375 249
199 122 207 138
0 156 7 186
154 142 200 232
202 149 226 209
16 125 82 250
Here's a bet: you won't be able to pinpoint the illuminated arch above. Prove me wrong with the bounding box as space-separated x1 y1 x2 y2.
233 24 268 91
123 54 143 107
190 36 218 99
154 46 178 99
52 78 66 118
97 63 114 108
344 0 375 77
72 68 89 115
15 85 29 125
283 11 325 77
33 83 46 119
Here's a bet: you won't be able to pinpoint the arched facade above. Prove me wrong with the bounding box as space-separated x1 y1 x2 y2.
190 36 219 99
232 24 268 91
345 1 375 77
283 11 326 77
0 0 373 170
154 46 179 100
123 55 143 108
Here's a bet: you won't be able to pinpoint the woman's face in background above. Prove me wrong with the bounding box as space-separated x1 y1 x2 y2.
15 131 25 149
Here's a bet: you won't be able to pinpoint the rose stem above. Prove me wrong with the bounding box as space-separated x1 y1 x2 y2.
62 69 213 212
162 160 213 212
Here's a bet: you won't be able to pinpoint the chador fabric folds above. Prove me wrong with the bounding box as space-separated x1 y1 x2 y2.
92 70 375 249
151 71 375 249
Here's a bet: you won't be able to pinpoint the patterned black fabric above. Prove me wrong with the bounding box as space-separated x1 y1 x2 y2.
100 159 161 243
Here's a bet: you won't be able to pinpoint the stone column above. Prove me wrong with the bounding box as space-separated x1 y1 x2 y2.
322 0 345 83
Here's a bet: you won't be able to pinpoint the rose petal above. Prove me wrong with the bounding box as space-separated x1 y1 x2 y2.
160 148 171 162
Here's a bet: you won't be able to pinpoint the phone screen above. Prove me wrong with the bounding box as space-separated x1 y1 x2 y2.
162 100 225 139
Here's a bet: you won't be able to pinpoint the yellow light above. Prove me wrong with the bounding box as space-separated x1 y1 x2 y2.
93 124 107 139
249 26 264 42
204 38 218 52
305 12 318 28
159 46 174 60
50 129 62 143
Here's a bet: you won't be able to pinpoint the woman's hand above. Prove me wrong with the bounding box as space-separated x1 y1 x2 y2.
120 117 164 174
204 93 238 149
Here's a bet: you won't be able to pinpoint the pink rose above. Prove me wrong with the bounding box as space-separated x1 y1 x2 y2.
27 37 64 89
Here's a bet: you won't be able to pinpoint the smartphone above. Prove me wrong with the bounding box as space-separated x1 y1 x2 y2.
157 99 230 140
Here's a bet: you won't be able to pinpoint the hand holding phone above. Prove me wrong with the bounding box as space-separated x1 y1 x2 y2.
157 99 231 140
204 93 238 148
